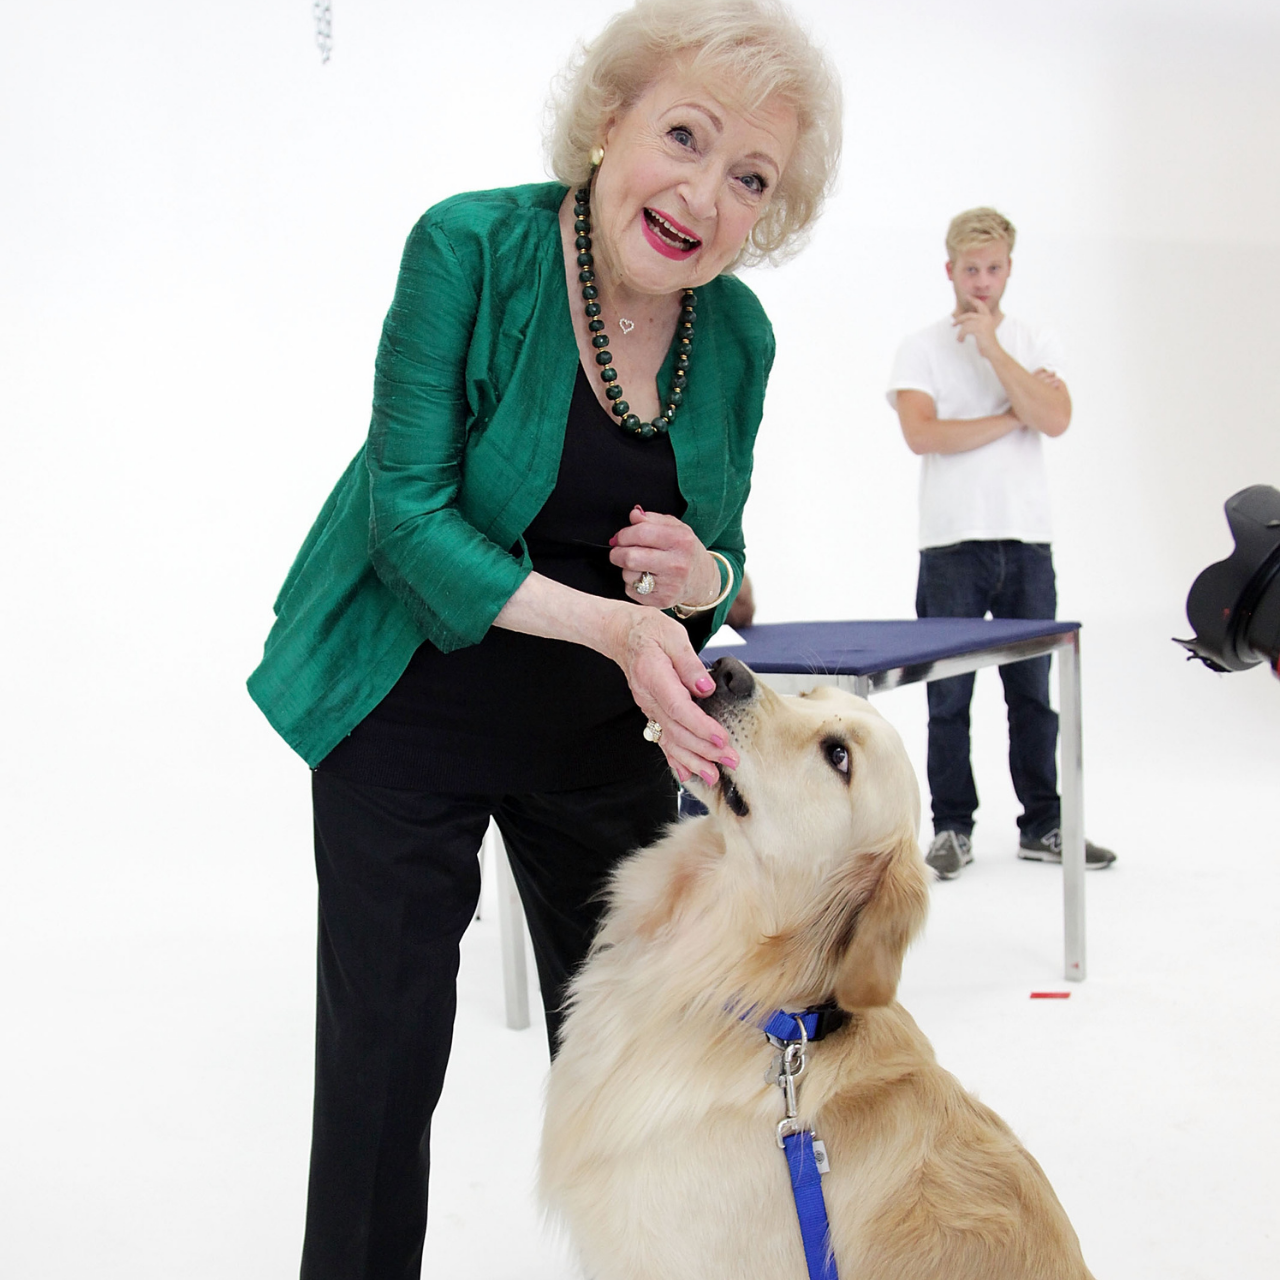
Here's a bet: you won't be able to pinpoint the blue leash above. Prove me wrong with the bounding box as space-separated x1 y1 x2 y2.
761 1009 839 1280
782 1130 837 1280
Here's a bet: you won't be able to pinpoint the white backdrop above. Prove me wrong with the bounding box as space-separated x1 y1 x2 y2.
3 2 1280 1277
6 1 1279 698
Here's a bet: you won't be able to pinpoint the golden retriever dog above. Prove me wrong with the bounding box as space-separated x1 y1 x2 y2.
541 657 1094 1280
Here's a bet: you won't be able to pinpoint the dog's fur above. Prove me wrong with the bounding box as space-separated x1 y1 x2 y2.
541 660 1094 1280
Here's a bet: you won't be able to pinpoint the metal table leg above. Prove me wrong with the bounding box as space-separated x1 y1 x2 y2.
489 822 531 1029
1057 631 1087 981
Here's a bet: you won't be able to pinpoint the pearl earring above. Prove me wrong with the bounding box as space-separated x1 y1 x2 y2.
589 145 605 168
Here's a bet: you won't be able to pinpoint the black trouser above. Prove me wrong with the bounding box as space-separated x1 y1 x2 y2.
300 762 678 1280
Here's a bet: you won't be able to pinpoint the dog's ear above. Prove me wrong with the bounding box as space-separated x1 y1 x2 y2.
831 833 929 1009
759 830 928 1011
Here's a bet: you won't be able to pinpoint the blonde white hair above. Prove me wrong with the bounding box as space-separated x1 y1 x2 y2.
946 207 1017 261
547 0 842 267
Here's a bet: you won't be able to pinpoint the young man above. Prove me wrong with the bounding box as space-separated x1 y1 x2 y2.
887 207 1115 879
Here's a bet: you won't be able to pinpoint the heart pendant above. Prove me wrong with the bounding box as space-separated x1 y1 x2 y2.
619 317 635 334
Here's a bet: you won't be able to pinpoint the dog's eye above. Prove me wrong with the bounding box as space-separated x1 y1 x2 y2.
824 739 850 776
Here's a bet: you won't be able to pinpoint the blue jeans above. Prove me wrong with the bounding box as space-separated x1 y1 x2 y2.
916 540 1060 840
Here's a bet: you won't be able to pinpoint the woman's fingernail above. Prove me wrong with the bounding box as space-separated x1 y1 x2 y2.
700 769 718 786
675 764 690 783
710 733 726 749
695 676 714 693
721 754 738 769
608 536 617 546
633 505 644 514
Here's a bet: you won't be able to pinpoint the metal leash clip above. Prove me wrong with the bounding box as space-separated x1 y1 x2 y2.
765 1017 809 1147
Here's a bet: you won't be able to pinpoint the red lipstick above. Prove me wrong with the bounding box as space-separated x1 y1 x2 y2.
641 207 701 260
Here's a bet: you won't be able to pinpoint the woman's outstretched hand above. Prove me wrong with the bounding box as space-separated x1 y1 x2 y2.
609 507 722 611
603 603 738 786
493 570 736 785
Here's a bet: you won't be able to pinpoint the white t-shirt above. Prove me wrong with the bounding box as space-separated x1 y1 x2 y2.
887 315 1066 550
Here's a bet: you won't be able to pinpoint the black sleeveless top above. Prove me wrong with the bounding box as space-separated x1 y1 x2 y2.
317 365 689 792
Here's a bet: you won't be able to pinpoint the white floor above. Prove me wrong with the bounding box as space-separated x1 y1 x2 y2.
2 618 1278 1278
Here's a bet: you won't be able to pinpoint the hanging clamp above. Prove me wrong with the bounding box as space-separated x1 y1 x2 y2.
766 1017 809 1147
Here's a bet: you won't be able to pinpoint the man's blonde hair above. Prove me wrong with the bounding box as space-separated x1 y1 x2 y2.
946 207 1016 261
546 0 842 268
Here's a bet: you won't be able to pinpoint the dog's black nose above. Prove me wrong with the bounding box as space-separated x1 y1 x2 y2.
707 656 755 704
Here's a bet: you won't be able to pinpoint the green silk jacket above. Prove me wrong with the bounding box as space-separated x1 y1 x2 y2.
248 183 775 766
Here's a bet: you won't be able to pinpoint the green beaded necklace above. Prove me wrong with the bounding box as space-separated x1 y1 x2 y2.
573 184 695 439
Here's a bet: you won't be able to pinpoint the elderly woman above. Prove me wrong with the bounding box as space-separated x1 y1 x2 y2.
248 0 839 1273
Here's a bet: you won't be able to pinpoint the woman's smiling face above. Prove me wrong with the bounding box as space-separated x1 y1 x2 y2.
588 67 798 301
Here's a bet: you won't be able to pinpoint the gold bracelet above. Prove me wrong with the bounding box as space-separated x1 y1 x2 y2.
672 551 736 618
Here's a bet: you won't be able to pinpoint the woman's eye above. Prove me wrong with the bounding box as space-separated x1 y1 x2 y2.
825 742 849 775
739 173 767 195
669 126 694 148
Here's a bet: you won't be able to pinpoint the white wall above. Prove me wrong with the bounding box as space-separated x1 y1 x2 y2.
742 0 1280 630
2 0 1278 1006
6 0 1279 671
3 4 1280 1276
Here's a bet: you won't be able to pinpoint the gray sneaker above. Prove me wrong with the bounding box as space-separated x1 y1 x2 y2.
1018 829 1117 869
925 830 973 880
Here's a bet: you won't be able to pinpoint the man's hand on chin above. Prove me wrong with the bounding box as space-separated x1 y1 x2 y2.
952 296 1000 359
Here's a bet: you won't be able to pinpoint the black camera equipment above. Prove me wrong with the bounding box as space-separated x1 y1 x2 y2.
1176 485 1280 673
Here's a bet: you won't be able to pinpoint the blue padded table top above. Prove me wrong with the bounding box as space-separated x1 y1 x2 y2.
701 618 1079 677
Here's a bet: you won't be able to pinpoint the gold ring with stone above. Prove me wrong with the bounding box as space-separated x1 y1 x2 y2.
642 719 663 743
